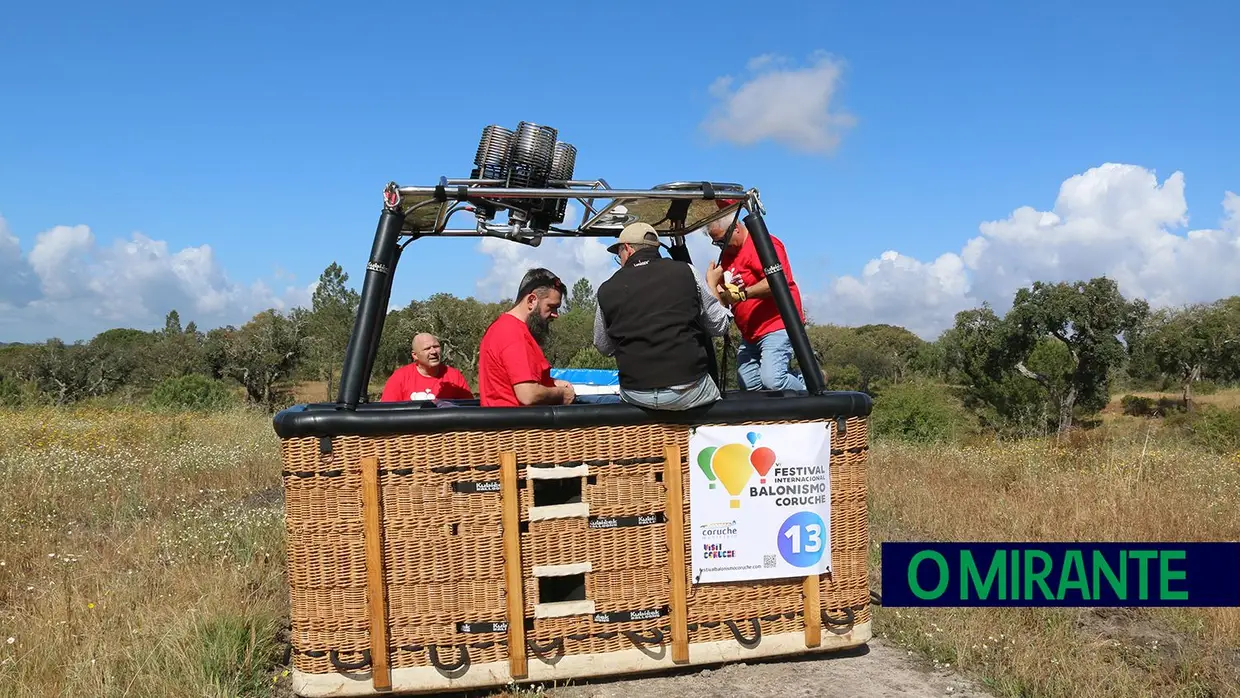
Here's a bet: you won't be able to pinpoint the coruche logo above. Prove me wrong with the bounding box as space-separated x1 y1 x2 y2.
700 520 738 537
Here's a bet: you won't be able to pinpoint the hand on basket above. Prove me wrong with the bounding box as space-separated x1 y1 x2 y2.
555 379 576 405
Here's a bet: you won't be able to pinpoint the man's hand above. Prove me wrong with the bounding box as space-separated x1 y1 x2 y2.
555 379 576 405
721 278 747 305
706 260 724 292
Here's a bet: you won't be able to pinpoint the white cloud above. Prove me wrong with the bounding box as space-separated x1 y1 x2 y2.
810 163 1240 339
0 215 39 308
701 51 857 155
475 204 721 304
0 215 314 342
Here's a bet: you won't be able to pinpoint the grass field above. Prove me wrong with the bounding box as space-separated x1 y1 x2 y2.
1 398 1238 697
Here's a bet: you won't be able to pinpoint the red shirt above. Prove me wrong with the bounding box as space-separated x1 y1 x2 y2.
720 233 805 343
379 363 473 402
477 313 555 407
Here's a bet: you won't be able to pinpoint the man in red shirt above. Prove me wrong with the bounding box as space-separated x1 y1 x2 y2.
477 268 577 407
379 332 474 402
704 211 807 392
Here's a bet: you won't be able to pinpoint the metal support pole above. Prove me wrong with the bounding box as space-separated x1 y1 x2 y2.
337 208 404 408
357 244 402 403
742 211 826 395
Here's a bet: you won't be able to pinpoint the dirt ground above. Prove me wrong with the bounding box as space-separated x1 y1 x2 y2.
511 639 995 698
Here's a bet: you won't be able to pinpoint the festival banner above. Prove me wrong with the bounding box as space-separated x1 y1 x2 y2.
688 422 832 584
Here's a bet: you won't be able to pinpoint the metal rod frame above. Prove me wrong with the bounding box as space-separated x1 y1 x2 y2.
335 181 828 407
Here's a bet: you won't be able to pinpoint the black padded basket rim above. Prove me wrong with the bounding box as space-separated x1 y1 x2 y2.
273 390 872 439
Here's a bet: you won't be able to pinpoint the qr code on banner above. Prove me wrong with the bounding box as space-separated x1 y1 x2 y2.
764 554 777 568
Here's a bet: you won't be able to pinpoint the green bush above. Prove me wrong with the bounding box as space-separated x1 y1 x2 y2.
870 381 976 444
1120 394 1183 417
0 377 22 407
147 374 236 411
1193 380 1220 396
1165 405 1240 455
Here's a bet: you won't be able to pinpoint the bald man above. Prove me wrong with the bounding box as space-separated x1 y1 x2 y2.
379 332 475 402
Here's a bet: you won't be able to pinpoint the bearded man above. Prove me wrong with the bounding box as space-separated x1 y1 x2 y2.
476 267 577 407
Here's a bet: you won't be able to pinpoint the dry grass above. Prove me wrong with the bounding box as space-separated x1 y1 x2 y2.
0 406 289 697
869 415 1240 697
1104 388 1240 413
3 400 1238 697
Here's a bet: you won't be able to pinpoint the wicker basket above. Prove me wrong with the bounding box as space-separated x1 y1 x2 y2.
277 408 871 697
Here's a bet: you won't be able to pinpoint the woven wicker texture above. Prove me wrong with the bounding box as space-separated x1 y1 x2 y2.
281 417 869 676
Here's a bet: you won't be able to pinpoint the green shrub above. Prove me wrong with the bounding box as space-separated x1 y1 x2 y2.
1193 379 1220 396
0 377 22 407
1120 394 1183 417
566 346 617 370
147 374 236 411
870 381 976 444
1166 405 1240 455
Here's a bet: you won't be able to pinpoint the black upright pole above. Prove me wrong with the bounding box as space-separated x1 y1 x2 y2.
742 211 826 395
337 207 404 408
357 244 402 403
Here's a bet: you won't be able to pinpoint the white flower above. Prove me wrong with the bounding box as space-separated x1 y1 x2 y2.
5 637 13 645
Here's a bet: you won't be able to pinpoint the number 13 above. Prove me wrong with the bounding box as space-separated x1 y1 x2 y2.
784 523 822 554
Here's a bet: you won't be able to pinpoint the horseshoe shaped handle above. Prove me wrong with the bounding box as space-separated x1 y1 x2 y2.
329 649 371 672
725 618 761 645
428 644 470 672
526 637 565 658
822 606 856 627
623 628 665 646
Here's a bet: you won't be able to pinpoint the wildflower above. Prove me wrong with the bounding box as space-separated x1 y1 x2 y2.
87 603 95 610
6 637 13 644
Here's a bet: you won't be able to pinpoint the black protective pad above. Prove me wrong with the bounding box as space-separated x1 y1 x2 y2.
273 390 872 438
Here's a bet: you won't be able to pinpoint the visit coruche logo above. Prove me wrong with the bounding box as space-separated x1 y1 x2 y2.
881 542 1240 607
695 431 777 508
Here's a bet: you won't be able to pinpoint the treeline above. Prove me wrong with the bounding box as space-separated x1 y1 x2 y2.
2 263 1238 442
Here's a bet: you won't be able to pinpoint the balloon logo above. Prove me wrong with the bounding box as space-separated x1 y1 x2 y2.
711 443 754 509
696 446 718 489
750 446 776 483
746 431 759 446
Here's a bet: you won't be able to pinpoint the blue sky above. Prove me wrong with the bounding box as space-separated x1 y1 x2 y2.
2 1 1238 342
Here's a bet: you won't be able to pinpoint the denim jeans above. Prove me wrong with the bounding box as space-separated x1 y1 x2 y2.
573 393 622 404
736 329 806 391
619 373 721 410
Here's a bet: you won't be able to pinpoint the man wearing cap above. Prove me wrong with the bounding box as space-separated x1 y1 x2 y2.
704 202 808 392
593 222 731 410
477 267 578 407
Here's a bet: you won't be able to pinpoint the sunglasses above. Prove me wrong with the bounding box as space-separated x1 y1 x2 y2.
518 273 566 299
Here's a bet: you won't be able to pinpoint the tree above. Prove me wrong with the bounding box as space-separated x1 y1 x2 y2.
1004 277 1148 434
306 262 360 399
221 309 308 407
853 324 927 384
163 310 183 336
1147 300 1240 411
569 278 596 316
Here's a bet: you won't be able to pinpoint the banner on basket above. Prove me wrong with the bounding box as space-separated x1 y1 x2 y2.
688 422 832 584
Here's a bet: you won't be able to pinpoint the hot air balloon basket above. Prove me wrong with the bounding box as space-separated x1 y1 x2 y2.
278 416 871 696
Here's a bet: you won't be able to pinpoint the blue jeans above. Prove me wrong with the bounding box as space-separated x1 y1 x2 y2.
574 393 622 404
620 373 720 410
736 329 806 392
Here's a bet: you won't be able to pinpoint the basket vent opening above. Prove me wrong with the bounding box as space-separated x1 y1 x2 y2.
538 573 586 604
532 477 582 507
